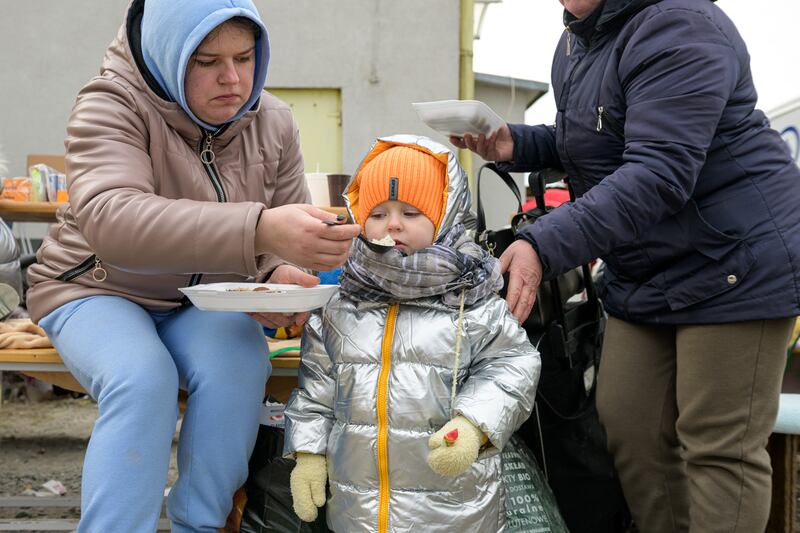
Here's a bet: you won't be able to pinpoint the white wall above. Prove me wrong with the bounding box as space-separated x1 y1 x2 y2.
767 98 800 165
1 0 131 177
1 0 460 178
263 1 460 174
473 82 540 230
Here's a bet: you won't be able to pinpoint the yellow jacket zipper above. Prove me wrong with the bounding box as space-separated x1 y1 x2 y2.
377 303 398 533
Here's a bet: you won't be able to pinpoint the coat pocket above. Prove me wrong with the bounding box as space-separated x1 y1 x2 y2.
55 254 98 282
664 241 755 311
596 105 625 138
676 200 741 260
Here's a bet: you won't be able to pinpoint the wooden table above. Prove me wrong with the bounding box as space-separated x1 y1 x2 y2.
0 200 65 222
0 201 348 224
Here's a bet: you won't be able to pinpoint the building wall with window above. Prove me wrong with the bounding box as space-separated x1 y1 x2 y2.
2 1 547 231
1 0 460 178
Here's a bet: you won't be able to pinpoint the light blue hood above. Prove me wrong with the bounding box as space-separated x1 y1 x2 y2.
141 0 270 130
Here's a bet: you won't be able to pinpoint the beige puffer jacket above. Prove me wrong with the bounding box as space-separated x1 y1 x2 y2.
26 7 308 323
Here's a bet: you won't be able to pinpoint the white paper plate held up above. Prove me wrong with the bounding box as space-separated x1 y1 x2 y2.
412 99 505 138
179 283 338 312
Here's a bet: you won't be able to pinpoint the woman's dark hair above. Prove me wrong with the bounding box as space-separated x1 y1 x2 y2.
204 16 261 42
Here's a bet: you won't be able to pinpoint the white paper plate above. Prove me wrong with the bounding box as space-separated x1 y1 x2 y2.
179 283 339 312
412 99 505 137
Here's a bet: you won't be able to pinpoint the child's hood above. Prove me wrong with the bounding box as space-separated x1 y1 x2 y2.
344 135 471 241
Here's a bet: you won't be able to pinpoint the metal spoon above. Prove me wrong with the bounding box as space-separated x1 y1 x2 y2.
321 215 394 254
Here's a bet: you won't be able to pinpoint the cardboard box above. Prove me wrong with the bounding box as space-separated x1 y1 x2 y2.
26 154 65 174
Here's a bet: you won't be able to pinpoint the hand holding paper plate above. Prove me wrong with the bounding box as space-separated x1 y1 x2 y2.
179 283 338 312
412 100 505 138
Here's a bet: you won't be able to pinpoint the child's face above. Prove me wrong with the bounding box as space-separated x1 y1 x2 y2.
364 200 435 254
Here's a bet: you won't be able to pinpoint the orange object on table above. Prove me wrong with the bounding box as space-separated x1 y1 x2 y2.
1 178 33 201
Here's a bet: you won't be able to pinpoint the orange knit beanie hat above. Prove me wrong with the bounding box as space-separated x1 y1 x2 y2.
357 145 447 227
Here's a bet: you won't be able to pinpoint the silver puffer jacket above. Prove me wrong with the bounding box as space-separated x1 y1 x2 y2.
284 135 540 533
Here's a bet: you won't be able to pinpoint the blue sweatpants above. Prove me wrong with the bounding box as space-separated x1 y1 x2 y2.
39 295 270 533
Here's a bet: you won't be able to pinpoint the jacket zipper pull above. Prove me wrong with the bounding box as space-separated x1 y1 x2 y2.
92 258 107 282
596 106 604 132
200 132 216 164
565 27 572 56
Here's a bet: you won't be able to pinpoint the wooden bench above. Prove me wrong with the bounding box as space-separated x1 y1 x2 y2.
0 339 301 403
0 339 300 532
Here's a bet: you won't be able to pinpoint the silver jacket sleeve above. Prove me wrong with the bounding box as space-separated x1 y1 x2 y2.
283 311 335 458
454 297 541 455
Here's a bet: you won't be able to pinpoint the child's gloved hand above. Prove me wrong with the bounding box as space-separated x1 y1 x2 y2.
290 452 327 522
427 415 489 476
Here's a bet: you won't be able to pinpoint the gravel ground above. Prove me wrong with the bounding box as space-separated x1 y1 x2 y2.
0 388 178 523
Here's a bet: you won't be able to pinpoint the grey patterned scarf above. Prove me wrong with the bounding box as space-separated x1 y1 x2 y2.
339 224 503 307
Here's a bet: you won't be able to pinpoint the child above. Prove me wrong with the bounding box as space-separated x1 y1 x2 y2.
284 135 541 532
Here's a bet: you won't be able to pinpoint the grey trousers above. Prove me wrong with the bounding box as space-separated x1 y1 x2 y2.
596 316 795 533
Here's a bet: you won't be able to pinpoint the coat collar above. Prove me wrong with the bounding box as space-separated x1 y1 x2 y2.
564 0 718 40
563 0 659 40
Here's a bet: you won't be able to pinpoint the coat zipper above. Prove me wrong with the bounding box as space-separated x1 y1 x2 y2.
199 130 228 203
377 303 399 533
56 255 107 283
565 26 573 56
596 105 624 138
187 128 230 289
559 51 589 193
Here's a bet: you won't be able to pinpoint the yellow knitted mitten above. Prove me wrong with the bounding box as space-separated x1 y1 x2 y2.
427 415 489 476
290 452 327 522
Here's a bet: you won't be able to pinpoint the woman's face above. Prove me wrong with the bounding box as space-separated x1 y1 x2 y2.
185 22 256 125
559 0 603 19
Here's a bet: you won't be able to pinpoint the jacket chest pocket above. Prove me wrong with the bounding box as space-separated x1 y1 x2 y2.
560 104 625 187
596 105 625 139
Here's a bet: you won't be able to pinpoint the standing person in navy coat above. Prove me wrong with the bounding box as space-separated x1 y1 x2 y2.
455 0 800 531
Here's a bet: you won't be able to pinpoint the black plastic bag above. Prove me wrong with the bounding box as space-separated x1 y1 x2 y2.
502 434 570 532
518 386 630 533
476 166 631 533
517 304 631 533
240 424 330 533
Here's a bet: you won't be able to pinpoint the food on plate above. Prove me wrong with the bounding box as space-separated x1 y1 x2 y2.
225 286 275 292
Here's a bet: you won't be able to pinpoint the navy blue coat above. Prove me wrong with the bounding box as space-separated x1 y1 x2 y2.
506 0 800 324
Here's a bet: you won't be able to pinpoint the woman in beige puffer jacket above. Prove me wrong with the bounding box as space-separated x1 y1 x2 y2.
26 1 359 531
